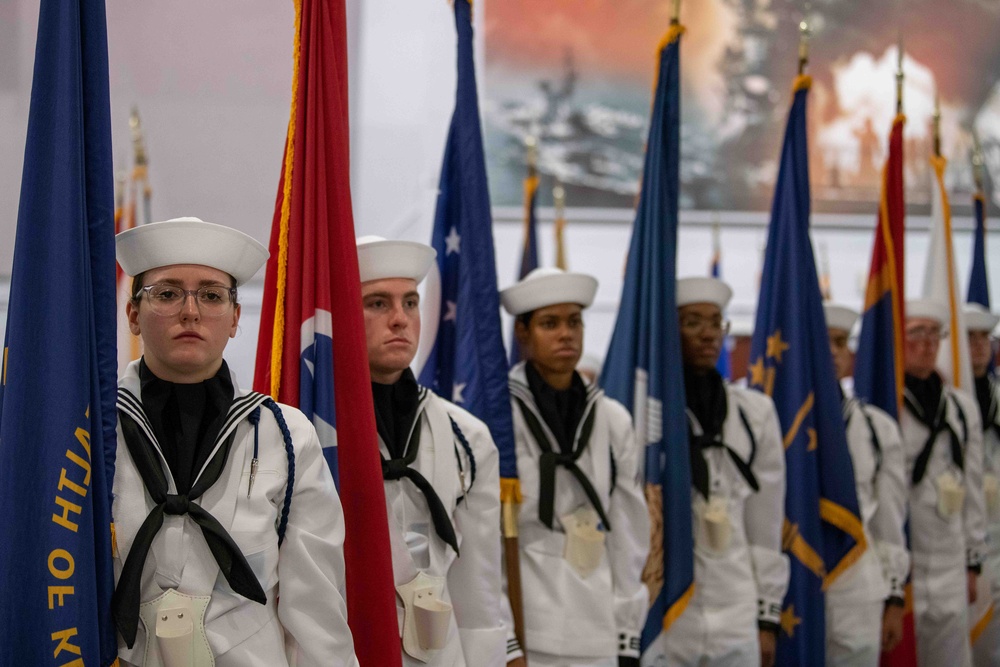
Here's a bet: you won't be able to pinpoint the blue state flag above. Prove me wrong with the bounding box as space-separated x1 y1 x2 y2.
0 0 119 663
747 76 866 666
968 191 990 308
600 23 693 651
418 0 517 485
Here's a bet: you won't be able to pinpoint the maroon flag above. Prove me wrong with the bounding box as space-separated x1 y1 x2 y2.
253 0 401 663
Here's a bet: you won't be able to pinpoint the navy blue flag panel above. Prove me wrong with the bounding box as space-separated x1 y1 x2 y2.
0 0 119 664
418 0 517 482
747 77 866 667
600 25 694 651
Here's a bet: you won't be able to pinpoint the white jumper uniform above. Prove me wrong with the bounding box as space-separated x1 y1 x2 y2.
381 386 507 667
643 385 789 667
113 360 358 666
972 376 1000 667
506 362 650 666
825 398 909 667
901 383 986 667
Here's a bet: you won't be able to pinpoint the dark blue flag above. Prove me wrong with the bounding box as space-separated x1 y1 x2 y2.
418 0 517 487
711 227 731 380
747 76 865 666
968 191 990 308
0 0 119 664
600 23 693 651
508 171 540 367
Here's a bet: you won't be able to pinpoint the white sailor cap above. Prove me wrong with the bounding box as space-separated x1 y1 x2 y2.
676 277 733 309
823 303 859 332
500 267 598 316
356 236 437 285
963 303 1000 333
906 299 950 327
115 217 269 286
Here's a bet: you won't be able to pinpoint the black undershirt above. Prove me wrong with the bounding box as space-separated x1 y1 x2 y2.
525 362 588 454
905 372 943 422
139 358 235 495
683 365 728 440
975 375 993 429
371 368 421 460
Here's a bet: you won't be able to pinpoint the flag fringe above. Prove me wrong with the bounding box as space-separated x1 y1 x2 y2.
270 0 304 398
662 583 695 632
931 155 963 388
971 604 994 644
500 477 523 504
792 74 812 93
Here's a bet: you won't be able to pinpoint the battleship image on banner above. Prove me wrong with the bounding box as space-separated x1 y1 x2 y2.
483 0 1000 215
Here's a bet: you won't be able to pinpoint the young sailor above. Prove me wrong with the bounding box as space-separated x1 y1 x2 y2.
822 303 909 665
357 236 507 667
112 217 358 666
901 299 986 667
643 276 788 667
500 267 650 667
964 303 1000 667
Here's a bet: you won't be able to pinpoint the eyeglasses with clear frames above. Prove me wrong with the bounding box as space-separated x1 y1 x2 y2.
905 326 946 343
679 317 731 336
137 284 238 317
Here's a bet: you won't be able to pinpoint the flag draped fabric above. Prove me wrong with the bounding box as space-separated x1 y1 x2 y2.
417 0 518 488
0 0 119 663
711 225 731 380
855 115 906 420
252 0 400 663
507 170 540 366
747 76 866 666
968 191 990 308
924 156 974 394
600 24 694 651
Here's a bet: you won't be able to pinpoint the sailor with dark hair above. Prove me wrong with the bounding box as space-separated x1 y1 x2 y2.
356 236 507 667
500 267 650 667
112 217 357 666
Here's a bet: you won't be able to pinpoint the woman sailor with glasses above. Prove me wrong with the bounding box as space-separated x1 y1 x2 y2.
112 217 358 667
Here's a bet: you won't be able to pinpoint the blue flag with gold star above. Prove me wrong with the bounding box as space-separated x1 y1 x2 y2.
417 0 517 483
747 75 865 666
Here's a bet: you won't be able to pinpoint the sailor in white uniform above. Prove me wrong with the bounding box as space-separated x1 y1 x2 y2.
112 218 358 666
901 299 986 667
964 303 1000 667
499 268 650 667
822 304 909 665
356 236 507 667
642 277 788 667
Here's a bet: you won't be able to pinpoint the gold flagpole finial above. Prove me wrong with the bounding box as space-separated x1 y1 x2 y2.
671 0 681 25
972 131 985 193
129 106 148 168
933 97 942 158
525 135 538 178
798 19 811 75
553 182 565 215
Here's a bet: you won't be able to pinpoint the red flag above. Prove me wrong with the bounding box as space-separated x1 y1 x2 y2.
253 0 401 664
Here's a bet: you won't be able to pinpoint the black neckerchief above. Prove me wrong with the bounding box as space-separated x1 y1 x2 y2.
905 372 942 426
371 368 421 460
904 372 963 484
374 374 459 555
525 362 588 454
975 375 993 433
139 358 235 494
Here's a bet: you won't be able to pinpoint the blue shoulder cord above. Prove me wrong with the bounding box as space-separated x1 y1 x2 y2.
247 399 296 547
450 416 476 503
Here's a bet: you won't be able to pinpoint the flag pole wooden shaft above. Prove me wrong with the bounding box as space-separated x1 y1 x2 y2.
933 97 941 158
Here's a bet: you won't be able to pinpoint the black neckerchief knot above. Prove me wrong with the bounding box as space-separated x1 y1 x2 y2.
905 373 963 485
374 376 460 555
112 407 266 649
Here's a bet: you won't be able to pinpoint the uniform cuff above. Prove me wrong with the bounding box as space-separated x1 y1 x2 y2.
884 596 905 608
618 657 640 667
506 636 523 660
968 547 984 571
758 598 782 625
618 632 641 658
759 620 780 636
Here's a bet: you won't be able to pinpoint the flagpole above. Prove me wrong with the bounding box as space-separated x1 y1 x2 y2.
933 97 941 159
129 107 152 225
554 182 568 270
972 132 984 195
